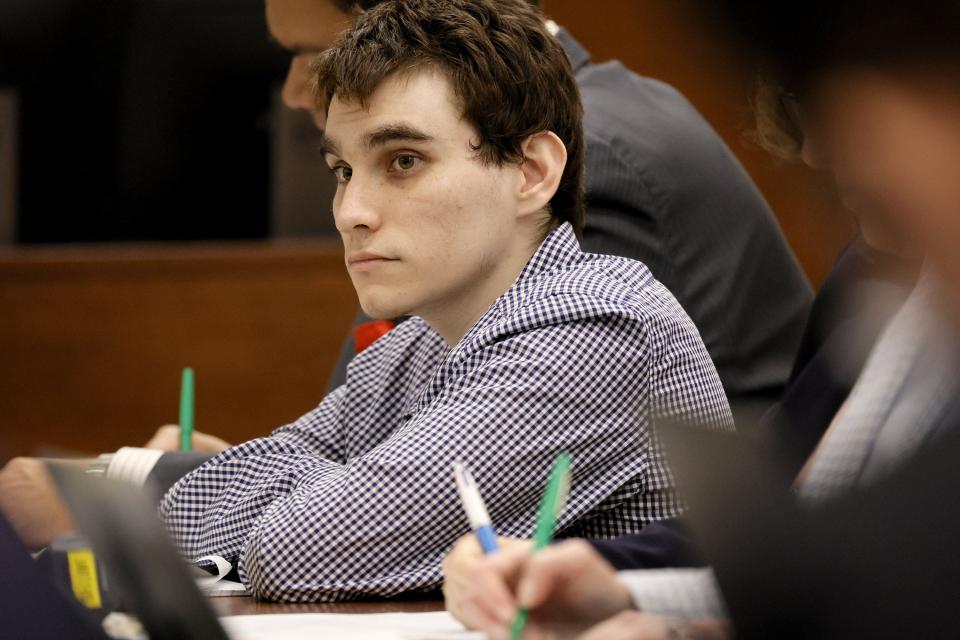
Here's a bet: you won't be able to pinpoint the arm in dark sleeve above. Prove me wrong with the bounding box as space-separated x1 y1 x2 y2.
588 517 705 570
0 513 110 640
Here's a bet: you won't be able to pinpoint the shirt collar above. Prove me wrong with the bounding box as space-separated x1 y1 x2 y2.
520 222 581 279
493 222 583 320
416 223 583 412
445 222 582 355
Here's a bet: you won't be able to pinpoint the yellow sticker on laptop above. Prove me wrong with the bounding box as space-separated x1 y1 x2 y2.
67 549 102 609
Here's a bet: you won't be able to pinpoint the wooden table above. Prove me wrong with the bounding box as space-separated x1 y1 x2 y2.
210 596 446 617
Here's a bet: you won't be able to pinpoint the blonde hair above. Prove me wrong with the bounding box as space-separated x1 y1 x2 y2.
748 73 803 161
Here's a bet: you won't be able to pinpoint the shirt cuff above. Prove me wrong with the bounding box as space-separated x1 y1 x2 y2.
618 568 728 621
106 447 165 486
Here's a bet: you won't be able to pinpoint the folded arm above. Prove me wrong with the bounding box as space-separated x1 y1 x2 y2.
160 319 666 602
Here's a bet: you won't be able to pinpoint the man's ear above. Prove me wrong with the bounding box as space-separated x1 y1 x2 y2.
517 131 567 218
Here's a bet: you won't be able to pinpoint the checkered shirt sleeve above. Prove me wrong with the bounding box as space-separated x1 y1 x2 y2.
159 223 732 602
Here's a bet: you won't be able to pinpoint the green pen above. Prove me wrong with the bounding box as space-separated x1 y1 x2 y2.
179 367 194 452
510 452 572 640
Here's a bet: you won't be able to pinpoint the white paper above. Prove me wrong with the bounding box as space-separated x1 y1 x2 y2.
195 554 251 597
203 579 250 597
220 611 486 640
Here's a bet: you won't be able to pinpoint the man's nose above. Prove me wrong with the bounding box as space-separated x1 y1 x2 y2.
334 178 383 234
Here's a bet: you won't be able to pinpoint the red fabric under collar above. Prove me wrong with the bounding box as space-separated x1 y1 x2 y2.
353 320 397 354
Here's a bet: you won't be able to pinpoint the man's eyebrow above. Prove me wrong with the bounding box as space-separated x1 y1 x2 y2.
320 125 433 159
319 134 341 158
364 124 434 149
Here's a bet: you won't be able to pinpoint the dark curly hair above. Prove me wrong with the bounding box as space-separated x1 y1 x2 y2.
332 0 539 10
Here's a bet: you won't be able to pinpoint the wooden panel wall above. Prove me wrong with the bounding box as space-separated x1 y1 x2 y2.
0 242 357 457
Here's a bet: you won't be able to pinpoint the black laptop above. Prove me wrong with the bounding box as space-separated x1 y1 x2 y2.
48 464 230 640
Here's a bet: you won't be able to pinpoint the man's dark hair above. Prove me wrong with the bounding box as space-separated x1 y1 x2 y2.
332 0 540 10
749 73 803 160
314 0 584 237
330 0 377 10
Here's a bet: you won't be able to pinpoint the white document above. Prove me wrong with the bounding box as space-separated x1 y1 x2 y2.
220 611 486 640
203 579 250 597
194 554 251 597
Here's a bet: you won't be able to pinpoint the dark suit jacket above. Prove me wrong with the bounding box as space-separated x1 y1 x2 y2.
718 400 960 639
762 240 910 475
326 29 813 419
0 514 108 640
589 240 910 570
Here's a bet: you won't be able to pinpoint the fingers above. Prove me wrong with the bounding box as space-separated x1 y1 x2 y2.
191 431 232 453
467 557 520 629
498 536 535 554
577 611 672 640
443 534 482 576
144 425 181 450
144 425 231 452
443 535 490 629
685 619 733 640
443 535 528 632
516 540 604 608
0 458 75 549
0 457 49 487
444 537 623 639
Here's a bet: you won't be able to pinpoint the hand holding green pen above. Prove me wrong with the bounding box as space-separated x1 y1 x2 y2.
179 367 194 452
510 452 572 640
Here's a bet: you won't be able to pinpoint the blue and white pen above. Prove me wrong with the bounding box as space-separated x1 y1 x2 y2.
454 462 500 554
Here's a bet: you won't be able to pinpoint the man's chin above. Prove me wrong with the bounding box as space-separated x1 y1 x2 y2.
358 300 408 321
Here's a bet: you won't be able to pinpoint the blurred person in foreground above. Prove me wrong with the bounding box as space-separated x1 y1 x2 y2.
441 1 960 637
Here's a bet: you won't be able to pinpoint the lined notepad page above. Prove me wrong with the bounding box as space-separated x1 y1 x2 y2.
220 611 486 640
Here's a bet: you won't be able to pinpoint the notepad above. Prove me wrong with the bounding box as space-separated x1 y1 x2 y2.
220 611 486 640
194 554 251 597
202 579 250 597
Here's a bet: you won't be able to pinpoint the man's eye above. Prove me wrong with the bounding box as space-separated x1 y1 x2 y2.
391 155 421 172
332 165 352 184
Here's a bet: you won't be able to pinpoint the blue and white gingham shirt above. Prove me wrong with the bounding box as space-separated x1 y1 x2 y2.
159 223 732 602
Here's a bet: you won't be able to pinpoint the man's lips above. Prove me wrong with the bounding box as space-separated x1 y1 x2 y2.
346 251 398 268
